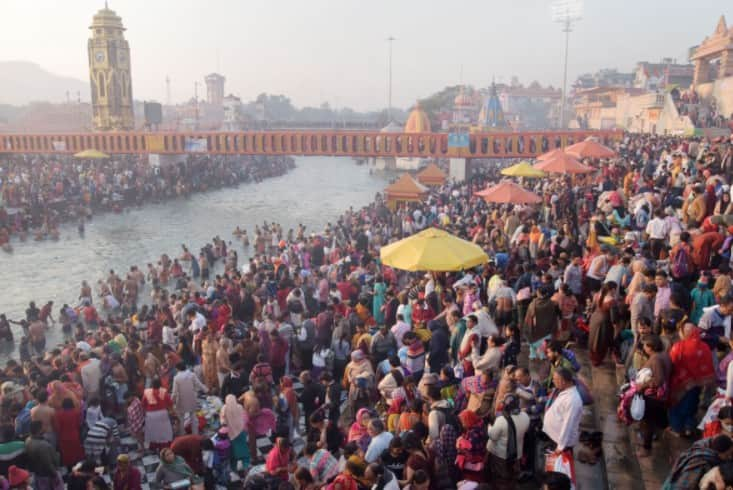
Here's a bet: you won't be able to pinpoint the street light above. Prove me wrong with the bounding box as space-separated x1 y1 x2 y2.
552 0 583 129
387 36 396 122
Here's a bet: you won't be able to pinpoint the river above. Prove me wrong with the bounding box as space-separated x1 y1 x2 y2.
0 156 390 357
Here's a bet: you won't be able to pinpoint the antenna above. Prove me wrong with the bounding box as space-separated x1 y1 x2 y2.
551 0 583 129
387 36 396 122
166 76 171 106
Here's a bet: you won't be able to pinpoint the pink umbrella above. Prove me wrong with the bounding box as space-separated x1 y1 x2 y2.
534 152 594 174
474 181 542 204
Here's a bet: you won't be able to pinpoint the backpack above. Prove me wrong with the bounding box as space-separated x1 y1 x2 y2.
435 406 462 432
562 349 582 372
672 246 692 278
14 405 32 437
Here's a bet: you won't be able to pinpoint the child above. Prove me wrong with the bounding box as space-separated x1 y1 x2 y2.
85 397 103 433
210 427 231 486
501 324 521 368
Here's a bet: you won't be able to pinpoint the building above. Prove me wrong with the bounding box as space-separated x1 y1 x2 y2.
222 94 244 131
88 3 134 131
691 16 733 86
204 73 226 106
573 69 634 91
476 82 510 131
633 60 694 91
496 82 561 129
397 103 431 170
572 87 646 129
451 87 475 129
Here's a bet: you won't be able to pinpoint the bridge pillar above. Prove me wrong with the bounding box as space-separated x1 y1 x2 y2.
149 154 185 167
449 158 469 182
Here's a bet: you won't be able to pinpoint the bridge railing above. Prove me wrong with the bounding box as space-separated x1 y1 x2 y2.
0 130 623 158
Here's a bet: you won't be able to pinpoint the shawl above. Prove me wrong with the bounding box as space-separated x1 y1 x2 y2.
161 455 200 483
265 447 291 478
348 408 371 442
669 328 715 404
458 409 482 430
461 374 490 395
220 394 246 440
663 439 720 489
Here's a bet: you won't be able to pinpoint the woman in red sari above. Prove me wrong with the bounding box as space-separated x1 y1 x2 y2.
588 282 621 366
142 378 174 451
54 398 84 468
668 323 715 437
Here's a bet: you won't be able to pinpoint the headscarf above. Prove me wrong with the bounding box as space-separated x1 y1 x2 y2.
458 409 482 430
220 394 246 440
348 408 371 444
350 350 366 362
160 453 199 482
669 326 715 404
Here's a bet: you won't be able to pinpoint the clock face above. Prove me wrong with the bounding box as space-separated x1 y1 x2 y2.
95 51 105 63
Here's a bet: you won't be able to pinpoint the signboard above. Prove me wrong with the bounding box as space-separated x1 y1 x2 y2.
149 154 160 167
51 141 67 152
448 133 470 148
146 135 165 152
185 137 207 152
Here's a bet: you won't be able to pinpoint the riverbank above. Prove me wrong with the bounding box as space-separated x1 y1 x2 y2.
0 157 391 357
0 155 296 250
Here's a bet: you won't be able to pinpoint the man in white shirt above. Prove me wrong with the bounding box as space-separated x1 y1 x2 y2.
187 309 207 333
364 418 393 463
171 363 208 434
487 394 531 487
645 208 669 259
390 314 411 348
543 368 583 455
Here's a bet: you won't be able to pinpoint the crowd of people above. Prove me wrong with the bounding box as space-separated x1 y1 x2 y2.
3 132 733 490
0 154 295 249
672 88 732 130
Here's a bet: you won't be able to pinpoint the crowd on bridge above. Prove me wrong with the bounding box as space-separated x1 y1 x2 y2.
0 154 295 249
3 132 733 490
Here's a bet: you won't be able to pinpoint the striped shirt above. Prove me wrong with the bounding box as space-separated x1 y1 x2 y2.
309 449 339 484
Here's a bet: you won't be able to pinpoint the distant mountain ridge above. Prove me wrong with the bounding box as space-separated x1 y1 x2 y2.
0 61 89 105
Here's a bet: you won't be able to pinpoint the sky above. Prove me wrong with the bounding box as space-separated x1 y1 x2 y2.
0 0 731 111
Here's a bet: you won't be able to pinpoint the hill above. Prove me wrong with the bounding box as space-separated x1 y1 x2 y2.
0 61 89 105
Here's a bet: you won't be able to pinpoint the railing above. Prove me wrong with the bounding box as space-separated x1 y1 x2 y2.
0 129 623 159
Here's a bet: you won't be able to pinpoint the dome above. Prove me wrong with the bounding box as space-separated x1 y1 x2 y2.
404 102 431 133
90 3 125 31
381 121 402 133
454 87 472 107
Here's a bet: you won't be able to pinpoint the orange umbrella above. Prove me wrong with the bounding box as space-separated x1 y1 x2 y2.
534 152 594 174
564 138 616 159
474 181 542 204
536 148 565 161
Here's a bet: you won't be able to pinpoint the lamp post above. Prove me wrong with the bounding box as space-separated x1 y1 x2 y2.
387 36 396 122
552 0 583 129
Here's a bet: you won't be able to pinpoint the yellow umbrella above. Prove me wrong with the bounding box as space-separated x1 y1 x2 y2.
500 161 546 178
73 149 110 159
380 227 488 272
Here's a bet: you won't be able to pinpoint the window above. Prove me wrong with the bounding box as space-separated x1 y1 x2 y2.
98 72 105 97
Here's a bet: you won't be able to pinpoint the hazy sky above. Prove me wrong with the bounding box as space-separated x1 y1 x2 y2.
1 0 731 111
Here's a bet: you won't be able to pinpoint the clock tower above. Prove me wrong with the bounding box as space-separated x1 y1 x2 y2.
88 3 134 131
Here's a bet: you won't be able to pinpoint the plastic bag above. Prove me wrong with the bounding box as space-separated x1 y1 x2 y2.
545 451 576 489
630 393 645 421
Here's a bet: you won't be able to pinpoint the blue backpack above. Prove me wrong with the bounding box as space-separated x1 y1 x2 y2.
563 349 582 372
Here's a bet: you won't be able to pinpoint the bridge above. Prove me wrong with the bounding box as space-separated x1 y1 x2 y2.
0 129 621 159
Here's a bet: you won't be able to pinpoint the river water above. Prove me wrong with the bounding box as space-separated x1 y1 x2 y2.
0 156 390 356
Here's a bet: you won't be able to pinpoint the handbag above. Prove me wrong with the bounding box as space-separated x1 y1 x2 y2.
630 393 645 421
